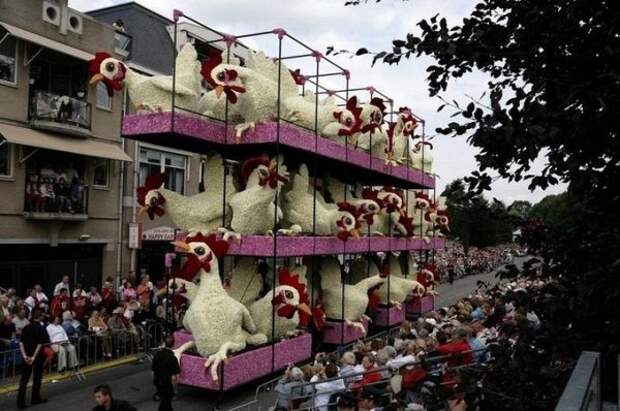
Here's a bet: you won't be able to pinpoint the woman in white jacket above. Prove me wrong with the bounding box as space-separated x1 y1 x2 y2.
310 363 345 411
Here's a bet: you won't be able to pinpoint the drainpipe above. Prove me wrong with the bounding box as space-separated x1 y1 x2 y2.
115 138 125 283
129 138 139 283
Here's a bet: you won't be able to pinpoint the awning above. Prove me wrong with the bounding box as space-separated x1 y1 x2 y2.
0 123 132 162
0 21 94 61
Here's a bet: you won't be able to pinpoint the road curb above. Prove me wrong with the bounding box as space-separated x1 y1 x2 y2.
0 355 142 396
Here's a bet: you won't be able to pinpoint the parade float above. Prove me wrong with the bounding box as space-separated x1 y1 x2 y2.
89 9 449 392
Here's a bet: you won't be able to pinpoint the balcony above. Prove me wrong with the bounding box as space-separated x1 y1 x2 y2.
23 182 88 221
29 91 92 138
114 31 132 59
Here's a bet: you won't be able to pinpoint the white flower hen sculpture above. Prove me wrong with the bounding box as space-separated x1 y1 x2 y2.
283 164 362 240
323 177 381 232
385 107 418 166
169 233 267 381
373 254 425 308
356 98 388 157
89 43 202 113
136 152 235 234
410 141 434 174
227 259 312 341
200 48 299 139
221 155 300 241
406 190 436 241
320 257 385 334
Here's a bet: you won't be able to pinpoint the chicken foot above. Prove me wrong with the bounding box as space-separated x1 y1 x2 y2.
234 122 256 140
204 341 245 381
217 227 242 244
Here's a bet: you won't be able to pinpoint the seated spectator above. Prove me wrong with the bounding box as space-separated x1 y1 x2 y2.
340 351 363 384
87 286 103 309
34 285 49 310
274 366 310 410
101 277 116 311
311 363 345 411
88 309 112 358
120 281 137 303
46 315 78 372
54 275 71 296
50 288 71 318
0 314 16 348
0 294 10 318
108 308 128 334
12 309 30 337
24 289 40 313
136 275 152 309
54 177 73 213
359 354 382 389
62 311 83 339
72 284 88 319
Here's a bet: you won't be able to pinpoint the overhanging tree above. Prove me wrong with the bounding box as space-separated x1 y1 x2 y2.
342 0 620 406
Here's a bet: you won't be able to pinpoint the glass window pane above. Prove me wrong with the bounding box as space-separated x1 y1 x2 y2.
0 143 10 176
140 148 161 164
165 167 184 194
139 163 161 187
164 153 185 168
96 82 112 109
0 31 16 83
93 159 109 187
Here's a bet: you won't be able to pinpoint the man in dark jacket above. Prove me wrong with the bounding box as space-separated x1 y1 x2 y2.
152 335 180 411
92 384 137 411
17 309 49 409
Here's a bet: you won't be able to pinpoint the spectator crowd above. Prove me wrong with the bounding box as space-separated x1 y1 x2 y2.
24 161 86 214
274 276 544 411
0 273 174 374
436 243 524 284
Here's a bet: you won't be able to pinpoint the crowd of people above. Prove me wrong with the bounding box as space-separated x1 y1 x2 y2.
24 161 86 214
274 277 544 411
436 243 524 284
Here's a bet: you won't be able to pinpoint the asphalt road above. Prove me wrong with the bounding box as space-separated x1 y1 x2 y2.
0 260 519 411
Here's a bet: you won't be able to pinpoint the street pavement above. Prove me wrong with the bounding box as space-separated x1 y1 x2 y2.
0 260 519 411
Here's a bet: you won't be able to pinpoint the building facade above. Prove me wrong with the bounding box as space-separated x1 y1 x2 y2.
0 0 131 295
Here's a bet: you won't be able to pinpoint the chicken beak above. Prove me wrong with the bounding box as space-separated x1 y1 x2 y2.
351 229 361 239
89 73 104 86
296 303 312 316
138 206 149 216
215 85 224 99
171 241 191 253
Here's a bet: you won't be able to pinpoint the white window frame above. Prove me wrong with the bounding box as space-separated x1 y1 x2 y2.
138 143 188 195
0 32 18 88
92 158 110 189
95 82 112 111
0 142 14 179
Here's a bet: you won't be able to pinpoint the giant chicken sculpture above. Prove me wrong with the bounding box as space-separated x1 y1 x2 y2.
223 156 300 241
410 141 434 173
323 177 381 230
356 98 388 158
283 164 361 240
249 267 311 341
320 257 384 334
137 153 235 233
170 233 267 381
370 187 415 237
89 43 202 112
285 93 362 143
374 254 425 307
200 49 299 139
385 107 418 165
406 190 435 241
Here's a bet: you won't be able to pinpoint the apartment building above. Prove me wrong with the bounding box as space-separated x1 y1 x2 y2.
0 0 132 294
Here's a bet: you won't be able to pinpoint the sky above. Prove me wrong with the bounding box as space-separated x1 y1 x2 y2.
73 0 566 204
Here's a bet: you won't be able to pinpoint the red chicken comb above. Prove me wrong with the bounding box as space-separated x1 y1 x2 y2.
346 96 363 132
289 68 306 85
415 191 432 203
240 156 271 183
370 97 386 115
278 267 309 304
416 141 433 150
136 173 165 206
201 50 223 87
361 188 385 208
398 211 415 237
184 233 229 258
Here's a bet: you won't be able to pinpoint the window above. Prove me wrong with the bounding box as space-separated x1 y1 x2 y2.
0 142 13 177
96 82 112 110
139 147 186 194
0 29 17 85
93 159 109 188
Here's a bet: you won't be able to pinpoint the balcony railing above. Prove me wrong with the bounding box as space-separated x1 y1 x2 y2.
23 182 89 221
29 90 92 137
114 31 132 59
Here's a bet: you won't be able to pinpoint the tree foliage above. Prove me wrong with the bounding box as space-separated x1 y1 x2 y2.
346 0 620 405
442 179 513 250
